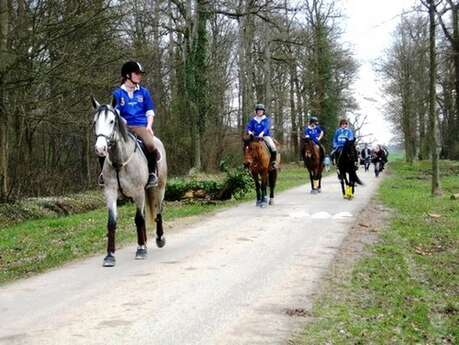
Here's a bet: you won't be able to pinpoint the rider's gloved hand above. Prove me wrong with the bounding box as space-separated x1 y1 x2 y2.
248 131 254 136
258 132 264 138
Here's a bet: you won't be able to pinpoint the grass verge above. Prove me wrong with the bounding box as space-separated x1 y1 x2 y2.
294 160 458 344
0 163 311 285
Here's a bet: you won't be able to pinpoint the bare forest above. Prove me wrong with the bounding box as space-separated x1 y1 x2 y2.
0 0 361 201
378 1 459 168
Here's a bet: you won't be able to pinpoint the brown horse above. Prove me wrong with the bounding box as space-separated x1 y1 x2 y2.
243 135 279 207
301 137 324 194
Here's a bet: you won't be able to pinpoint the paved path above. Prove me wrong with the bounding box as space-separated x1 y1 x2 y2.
0 171 382 345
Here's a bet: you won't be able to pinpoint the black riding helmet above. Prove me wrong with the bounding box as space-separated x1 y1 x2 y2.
255 103 265 112
309 116 318 124
121 61 145 79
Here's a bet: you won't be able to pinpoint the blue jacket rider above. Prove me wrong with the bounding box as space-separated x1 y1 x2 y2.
246 103 278 169
331 118 354 163
303 116 325 161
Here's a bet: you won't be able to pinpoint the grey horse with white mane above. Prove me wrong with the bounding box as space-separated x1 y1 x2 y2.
92 97 167 267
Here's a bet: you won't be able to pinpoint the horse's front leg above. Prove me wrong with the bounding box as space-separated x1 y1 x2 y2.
343 173 352 199
338 172 346 197
103 198 117 267
309 170 314 192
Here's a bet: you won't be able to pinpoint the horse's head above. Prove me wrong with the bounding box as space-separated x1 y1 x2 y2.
242 134 254 168
342 138 358 162
92 96 128 157
301 137 316 160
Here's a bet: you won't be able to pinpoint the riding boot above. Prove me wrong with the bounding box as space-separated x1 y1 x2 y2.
319 145 325 163
146 149 159 189
270 151 278 170
98 157 105 186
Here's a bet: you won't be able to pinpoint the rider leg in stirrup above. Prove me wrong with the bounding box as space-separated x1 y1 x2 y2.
129 127 159 188
263 136 278 170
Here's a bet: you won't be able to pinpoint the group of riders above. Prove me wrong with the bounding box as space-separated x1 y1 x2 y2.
245 103 389 173
98 60 387 188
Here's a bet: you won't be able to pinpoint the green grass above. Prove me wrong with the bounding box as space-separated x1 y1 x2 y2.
295 160 459 344
0 163 310 284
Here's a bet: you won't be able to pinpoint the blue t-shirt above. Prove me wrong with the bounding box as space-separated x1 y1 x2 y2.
112 86 155 127
333 127 354 149
304 125 323 144
246 115 272 137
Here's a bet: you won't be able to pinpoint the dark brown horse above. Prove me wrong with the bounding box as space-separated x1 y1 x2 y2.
243 135 279 207
301 137 324 194
336 138 363 199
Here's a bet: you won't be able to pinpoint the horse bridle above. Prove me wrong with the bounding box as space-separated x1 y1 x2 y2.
94 107 118 148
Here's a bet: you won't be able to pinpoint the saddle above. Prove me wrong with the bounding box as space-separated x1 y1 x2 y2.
131 134 161 162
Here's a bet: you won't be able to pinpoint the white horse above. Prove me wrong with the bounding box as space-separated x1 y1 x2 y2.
92 97 167 267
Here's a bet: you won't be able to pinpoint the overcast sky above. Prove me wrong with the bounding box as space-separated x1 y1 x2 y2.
341 0 418 145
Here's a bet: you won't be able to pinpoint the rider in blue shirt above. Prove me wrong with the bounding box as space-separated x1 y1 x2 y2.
330 118 354 163
246 103 278 169
303 116 325 161
98 61 159 188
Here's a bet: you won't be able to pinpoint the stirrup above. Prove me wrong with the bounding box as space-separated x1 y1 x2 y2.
98 173 104 186
146 172 159 189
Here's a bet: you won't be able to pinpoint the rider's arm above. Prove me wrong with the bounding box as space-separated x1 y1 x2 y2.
144 89 155 128
332 130 339 148
265 117 272 134
348 129 354 140
318 127 324 141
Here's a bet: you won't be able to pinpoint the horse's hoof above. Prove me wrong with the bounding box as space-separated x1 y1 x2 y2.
260 202 268 208
135 247 148 260
156 237 166 248
269 199 274 205
256 200 262 207
103 254 115 267
317 189 322 193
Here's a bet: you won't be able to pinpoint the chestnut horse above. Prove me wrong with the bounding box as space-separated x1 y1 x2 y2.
243 135 279 208
301 137 324 194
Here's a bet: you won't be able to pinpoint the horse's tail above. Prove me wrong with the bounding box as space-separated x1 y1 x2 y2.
145 138 167 231
144 189 157 230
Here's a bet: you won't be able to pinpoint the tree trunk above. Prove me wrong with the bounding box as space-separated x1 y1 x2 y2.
238 1 255 128
0 0 9 201
289 62 298 156
429 0 441 195
453 5 459 159
263 23 272 111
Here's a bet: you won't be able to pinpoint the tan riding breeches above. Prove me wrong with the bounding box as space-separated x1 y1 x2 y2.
263 136 277 152
128 126 156 152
